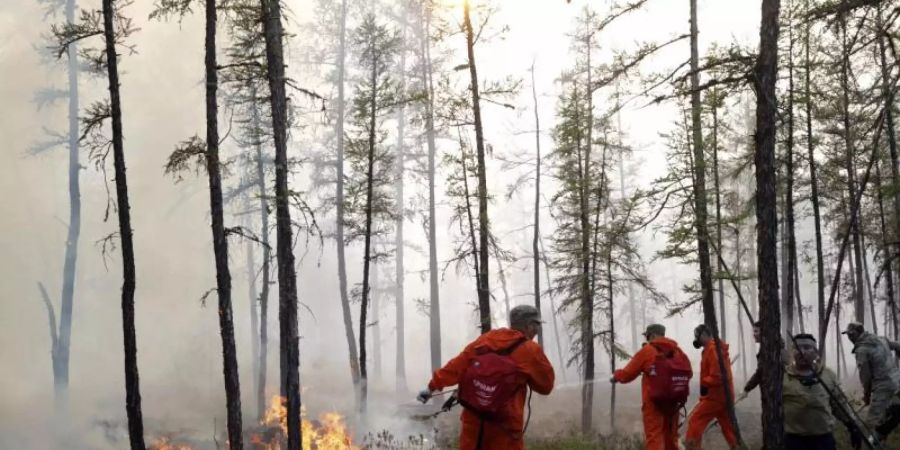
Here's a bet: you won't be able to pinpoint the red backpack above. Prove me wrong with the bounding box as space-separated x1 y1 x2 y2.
457 337 528 420
647 343 692 411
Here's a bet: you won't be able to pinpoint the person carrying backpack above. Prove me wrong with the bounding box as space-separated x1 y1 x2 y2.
684 324 739 450
416 305 554 450
610 323 693 450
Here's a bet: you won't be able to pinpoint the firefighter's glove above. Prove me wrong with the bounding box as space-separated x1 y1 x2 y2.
700 385 709 397
417 389 433 404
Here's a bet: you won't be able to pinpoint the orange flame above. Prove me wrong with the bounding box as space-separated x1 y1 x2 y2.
149 437 194 450
251 395 358 450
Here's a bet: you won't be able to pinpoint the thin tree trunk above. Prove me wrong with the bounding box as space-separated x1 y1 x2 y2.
462 0 491 333
251 87 271 423
805 0 827 356
876 161 896 339
246 229 260 411
754 0 785 446
372 262 382 382
260 0 302 445
493 245 512 322
204 0 244 444
878 7 900 333
54 0 81 406
102 0 144 446
394 13 408 392
358 45 379 415
531 62 543 347
736 228 748 381
785 3 798 339
421 2 441 371
459 139 481 298
690 2 741 443
539 236 567 383
712 92 726 341
840 16 866 325
861 237 879 334
335 0 361 390
574 80 594 435
607 238 616 433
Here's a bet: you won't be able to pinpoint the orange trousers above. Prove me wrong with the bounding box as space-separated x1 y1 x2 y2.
641 402 681 450
684 398 738 449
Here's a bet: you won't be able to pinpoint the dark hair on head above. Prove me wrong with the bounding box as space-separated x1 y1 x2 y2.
793 333 816 343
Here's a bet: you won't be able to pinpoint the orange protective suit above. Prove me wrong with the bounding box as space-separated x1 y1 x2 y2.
613 337 691 450
685 339 738 449
427 328 554 450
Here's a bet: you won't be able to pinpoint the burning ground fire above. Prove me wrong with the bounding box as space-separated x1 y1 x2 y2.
252 395 358 450
149 395 357 450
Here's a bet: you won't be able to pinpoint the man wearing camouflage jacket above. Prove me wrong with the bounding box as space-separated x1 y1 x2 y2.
843 322 900 437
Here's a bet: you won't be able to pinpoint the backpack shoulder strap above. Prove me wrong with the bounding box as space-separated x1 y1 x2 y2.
497 337 529 356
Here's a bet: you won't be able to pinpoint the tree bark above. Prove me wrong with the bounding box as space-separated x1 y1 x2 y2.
754 0 785 447
358 44 379 414
839 16 866 325
245 228 259 414
712 91 726 341
877 6 900 337
251 86 271 423
462 0 491 333
259 0 302 446
690 1 742 444
204 0 244 445
420 2 441 371
786 4 798 339
335 0 361 391
804 0 827 356
102 0 145 447
531 63 543 347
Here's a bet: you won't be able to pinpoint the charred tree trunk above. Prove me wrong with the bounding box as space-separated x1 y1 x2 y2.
690 1 742 443
754 0 785 447
462 0 491 333
358 47 379 414
260 0 302 446
420 2 441 370
102 0 144 447
251 87 271 423
203 0 244 445
335 0 361 390
804 0 827 355
531 63 543 347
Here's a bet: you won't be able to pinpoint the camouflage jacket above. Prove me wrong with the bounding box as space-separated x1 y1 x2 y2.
852 332 900 395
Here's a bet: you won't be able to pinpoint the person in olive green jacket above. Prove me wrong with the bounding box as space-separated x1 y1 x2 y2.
842 322 900 435
783 333 856 450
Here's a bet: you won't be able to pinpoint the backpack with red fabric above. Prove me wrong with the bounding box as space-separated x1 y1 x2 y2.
457 337 528 421
647 343 692 412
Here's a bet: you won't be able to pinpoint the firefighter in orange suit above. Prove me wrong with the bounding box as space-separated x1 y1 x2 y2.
416 305 554 450
684 324 739 449
611 323 691 450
